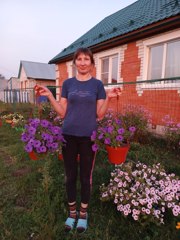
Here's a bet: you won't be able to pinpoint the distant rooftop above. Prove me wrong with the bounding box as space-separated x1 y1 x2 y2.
49 0 180 64
18 60 55 80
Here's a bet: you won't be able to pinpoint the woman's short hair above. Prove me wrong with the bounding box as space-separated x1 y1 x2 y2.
73 48 95 65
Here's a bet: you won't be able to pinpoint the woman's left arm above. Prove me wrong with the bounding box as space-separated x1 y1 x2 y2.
96 88 121 120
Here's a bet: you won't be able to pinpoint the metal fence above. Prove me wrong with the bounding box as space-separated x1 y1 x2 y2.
1 78 180 134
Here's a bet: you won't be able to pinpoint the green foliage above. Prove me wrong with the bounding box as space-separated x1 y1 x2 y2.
121 104 152 143
162 115 180 152
0 105 180 240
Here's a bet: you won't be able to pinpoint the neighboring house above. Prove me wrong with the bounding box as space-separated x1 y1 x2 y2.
18 60 56 103
4 77 20 103
0 78 8 102
7 77 20 89
49 0 180 132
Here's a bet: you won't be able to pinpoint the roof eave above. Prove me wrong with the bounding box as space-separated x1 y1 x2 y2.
27 77 55 81
50 15 180 64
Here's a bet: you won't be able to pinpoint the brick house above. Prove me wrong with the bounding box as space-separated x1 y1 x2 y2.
49 0 180 132
18 60 56 103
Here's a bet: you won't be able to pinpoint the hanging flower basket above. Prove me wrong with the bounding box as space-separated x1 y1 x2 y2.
21 118 65 161
105 144 130 165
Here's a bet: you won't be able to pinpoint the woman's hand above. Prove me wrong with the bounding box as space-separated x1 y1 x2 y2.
106 87 121 99
34 85 53 98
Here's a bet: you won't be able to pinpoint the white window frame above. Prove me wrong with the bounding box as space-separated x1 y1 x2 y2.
67 61 77 78
142 29 180 89
96 48 121 89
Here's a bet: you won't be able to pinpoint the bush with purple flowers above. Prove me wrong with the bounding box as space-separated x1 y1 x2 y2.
162 115 180 151
21 118 65 156
91 111 136 152
100 161 180 225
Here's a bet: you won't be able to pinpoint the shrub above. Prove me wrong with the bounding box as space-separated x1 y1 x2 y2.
162 115 180 151
121 104 152 143
100 161 180 226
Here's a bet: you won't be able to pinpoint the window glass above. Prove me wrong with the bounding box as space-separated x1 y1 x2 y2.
101 54 118 84
101 58 109 84
148 44 163 80
165 40 180 78
112 56 118 83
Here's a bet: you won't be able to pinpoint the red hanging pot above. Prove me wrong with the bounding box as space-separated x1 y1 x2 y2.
106 144 130 165
29 151 39 160
29 151 47 161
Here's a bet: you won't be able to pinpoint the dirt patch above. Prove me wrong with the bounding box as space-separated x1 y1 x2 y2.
0 149 32 177
12 166 32 177
0 149 14 166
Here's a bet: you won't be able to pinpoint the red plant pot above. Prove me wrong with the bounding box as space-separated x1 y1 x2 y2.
29 151 47 161
29 151 39 160
106 145 130 165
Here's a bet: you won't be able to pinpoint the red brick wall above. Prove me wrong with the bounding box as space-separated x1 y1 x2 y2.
108 42 180 126
56 43 180 126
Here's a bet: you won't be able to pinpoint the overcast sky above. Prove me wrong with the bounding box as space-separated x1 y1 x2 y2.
0 0 137 79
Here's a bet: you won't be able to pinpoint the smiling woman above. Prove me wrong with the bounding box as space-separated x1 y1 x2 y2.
34 47 121 233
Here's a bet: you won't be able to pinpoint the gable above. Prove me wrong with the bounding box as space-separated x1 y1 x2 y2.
18 61 56 80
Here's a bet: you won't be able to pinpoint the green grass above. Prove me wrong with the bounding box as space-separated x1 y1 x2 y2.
0 120 180 239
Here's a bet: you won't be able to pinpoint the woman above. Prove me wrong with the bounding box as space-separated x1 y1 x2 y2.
35 47 120 233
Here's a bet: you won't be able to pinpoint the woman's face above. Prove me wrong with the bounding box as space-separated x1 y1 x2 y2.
75 53 93 75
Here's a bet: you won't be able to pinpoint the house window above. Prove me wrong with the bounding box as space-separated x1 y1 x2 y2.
148 39 180 82
101 54 118 84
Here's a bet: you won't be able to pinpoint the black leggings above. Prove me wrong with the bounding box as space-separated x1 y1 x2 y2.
62 134 95 204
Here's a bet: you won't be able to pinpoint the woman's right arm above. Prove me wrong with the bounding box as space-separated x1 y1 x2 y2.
35 85 67 118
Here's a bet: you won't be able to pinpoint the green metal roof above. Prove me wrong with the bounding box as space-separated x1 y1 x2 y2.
49 0 180 64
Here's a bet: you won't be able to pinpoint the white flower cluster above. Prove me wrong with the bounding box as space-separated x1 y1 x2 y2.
2 112 24 126
100 161 180 225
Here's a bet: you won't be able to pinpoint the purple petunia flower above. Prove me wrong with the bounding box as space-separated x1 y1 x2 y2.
104 138 111 145
107 126 114 133
129 126 136 132
116 135 124 142
40 119 49 128
92 144 99 152
39 146 47 153
115 119 121 125
118 128 125 134
91 131 97 141
21 133 30 142
25 143 33 153
51 142 58 149
98 133 104 140
27 126 36 135
51 126 62 134
33 140 41 148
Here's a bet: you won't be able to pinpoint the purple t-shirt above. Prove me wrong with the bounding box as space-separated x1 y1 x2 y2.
61 77 106 137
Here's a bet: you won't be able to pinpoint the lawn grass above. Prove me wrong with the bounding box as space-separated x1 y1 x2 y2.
0 119 180 239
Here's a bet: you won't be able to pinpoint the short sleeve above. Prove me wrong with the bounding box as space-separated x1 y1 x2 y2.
97 81 106 100
61 80 68 98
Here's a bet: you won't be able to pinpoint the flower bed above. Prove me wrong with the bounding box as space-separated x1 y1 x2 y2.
100 161 180 225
